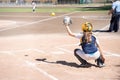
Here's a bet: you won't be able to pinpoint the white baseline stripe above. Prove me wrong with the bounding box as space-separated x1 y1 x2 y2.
104 51 120 57
57 43 78 47
1 50 59 80
56 43 78 54
0 15 51 18
0 11 78 32
58 46 120 57
56 43 120 57
82 16 110 20
25 61 59 80
57 47 73 54
0 20 16 28
0 48 45 54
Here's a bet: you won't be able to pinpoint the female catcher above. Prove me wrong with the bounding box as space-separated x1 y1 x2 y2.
63 17 105 67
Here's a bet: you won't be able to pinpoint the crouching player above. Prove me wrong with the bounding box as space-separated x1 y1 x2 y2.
63 17 105 68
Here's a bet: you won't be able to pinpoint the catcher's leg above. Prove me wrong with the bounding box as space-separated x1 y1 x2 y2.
74 49 89 67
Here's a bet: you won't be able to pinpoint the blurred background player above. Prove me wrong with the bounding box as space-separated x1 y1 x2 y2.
63 17 105 68
108 0 120 32
32 0 36 12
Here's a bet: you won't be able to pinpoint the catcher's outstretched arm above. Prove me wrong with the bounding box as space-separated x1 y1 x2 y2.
65 25 76 37
96 42 105 63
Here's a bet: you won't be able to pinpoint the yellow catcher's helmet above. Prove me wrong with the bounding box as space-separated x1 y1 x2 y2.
82 22 93 32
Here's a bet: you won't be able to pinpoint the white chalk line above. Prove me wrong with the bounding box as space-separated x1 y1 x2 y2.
0 13 110 32
0 20 16 28
0 46 119 57
82 16 110 20
0 11 78 32
103 51 120 57
0 48 45 55
62 47 120 57
57 47 73 54
56 43 120 57
1 48 59 80
0 43 119 57
0 48 66 55
0 15 51 18
0 46 119 80
55 43 78 54
25 60 58 80
0 14 110 20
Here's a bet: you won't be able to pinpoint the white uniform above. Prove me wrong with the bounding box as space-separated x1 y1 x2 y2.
112 0 120 12
32 1 36 12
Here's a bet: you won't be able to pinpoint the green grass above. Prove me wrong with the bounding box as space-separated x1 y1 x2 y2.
80 5 111 11
0 7 79 12
36 8 78 12
0 5 111 12
0 8 32 12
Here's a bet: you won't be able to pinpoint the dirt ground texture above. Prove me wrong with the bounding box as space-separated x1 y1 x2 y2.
0 11 120 80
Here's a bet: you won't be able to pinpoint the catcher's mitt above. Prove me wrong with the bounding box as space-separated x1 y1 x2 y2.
63 16 72 25
95 55 105 67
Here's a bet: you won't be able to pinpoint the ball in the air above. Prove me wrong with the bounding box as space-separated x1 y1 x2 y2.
51 12 55 16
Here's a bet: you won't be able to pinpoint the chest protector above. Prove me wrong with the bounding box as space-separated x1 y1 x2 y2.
80 36 98 54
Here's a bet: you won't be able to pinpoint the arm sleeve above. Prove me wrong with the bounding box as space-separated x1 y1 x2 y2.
74 33 83 39
93 34 100 44
112 2 116 10
96 38 100 44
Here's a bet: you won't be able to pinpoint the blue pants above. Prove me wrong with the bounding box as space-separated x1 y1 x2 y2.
109 12 120 32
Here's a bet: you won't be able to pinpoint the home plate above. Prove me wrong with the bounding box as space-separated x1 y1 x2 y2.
51 51 65 54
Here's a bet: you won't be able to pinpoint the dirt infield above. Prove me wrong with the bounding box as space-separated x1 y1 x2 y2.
0 11 120 80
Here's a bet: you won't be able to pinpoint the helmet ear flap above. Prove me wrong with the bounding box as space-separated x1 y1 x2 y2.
86 22 93 31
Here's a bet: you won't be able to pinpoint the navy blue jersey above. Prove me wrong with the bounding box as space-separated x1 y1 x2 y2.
81 36 98 54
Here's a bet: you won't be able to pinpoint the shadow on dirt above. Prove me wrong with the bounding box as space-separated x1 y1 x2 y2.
92 30 110 32
115 65 120 67
115 65 120 80
35 58 98 68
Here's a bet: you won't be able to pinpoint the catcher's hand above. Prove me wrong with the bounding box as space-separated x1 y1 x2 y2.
101 55 105 63
63 16 72 26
